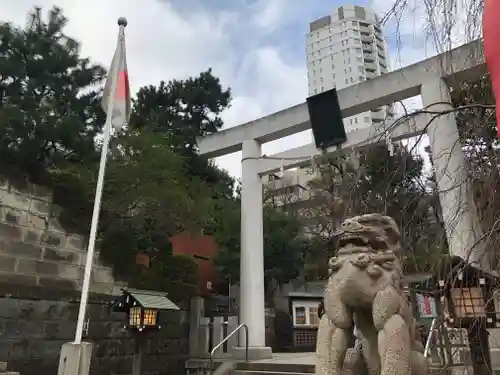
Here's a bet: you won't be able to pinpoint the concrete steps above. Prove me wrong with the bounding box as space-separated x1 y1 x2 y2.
232 362 314 375
230 361 451 375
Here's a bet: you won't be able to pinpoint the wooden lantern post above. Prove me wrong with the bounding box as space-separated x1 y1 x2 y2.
111 288 180 375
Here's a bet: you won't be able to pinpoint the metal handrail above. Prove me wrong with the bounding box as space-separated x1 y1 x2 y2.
209 323 248 374
424 317 438 358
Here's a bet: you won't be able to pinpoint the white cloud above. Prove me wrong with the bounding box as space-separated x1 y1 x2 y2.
0 0 309 180
1 0 477 182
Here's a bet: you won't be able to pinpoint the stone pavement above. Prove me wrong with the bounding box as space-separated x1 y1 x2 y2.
252 352 315 365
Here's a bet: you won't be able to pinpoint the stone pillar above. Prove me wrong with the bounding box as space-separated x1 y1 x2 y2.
211 317 224 358
239 140 272 359
421 79 488 268
57 342 92 375
188 297 205 357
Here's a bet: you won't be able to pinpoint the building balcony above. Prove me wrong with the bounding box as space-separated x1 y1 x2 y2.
361 34 373 43
362 43 373 52
364 52 375 62
359 24 371 34
364 62 378 71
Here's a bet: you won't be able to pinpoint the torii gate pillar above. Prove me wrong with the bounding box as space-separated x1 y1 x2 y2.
238 139 270 357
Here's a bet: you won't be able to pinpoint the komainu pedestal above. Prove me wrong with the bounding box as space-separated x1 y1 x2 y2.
315 214 430 375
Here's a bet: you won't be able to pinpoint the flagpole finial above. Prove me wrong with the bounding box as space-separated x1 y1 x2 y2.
118 17 128 27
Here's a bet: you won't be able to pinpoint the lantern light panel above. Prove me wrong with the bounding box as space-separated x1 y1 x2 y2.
129 307 142 327
451 287 486 318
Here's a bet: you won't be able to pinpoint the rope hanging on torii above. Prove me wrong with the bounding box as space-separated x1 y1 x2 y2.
483 0 500 137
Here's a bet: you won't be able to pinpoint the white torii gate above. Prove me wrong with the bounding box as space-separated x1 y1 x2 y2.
197 40 487 358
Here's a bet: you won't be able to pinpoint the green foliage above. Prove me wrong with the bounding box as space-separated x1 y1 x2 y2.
213 195 307 290
0 7 105 178
4 5 452 296
108 231 199 303
262 207 304 285
130 69 231 150
97 130 213 276
129 69 234 200
0 6 237 294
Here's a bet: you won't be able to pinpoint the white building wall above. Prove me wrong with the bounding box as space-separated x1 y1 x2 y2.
306 5 392 134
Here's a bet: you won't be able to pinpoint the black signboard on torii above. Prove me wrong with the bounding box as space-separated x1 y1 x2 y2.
307 87 347 150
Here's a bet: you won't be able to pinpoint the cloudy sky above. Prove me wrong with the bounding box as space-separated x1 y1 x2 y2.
0 0 459 179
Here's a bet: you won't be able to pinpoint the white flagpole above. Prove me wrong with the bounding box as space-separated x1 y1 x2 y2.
74 17 128 345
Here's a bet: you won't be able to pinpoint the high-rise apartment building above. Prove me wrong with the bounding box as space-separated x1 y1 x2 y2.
306 5 391 133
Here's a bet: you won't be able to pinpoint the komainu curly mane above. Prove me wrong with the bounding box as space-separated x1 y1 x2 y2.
315 214 430 375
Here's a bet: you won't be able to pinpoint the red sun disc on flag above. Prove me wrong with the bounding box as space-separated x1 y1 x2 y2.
115 70 130 101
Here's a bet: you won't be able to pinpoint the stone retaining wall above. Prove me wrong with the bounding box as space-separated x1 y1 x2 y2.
0 178 121 294
0 288 188 375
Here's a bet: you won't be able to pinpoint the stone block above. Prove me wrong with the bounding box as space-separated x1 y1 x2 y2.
26 213 47 231
91 268 114 284
85 304 108 322
0 255 17 272
149 338 182 355
9 358 56 375
89 282 115 295
0 298 70 322
5 299 75 322
0 192 31 211
41 231 66 247
106 321 130 338
86 322 114 340
29 199 50 217
49 203 63 217
28 339 67 359
8 182 31 197
30 184 52 203
0 272 37 286
3 209 27 227
43 321 76 340
43 247 79 264
93 252 104 266
0 188 8 200
0 224 22 241
56 264 83 280
0 318 46 339
23 228 43 243
0 340 30 360
1 240 43 260
161 310 183 325
0 177 9 190
111 283 126 296
47 218 64 232
65 235 86 252
93 354 134 374
17 259 58 276
38 277 78 291
0 298 34 319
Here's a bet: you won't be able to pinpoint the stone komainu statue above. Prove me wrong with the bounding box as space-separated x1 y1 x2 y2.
315 214 430 375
